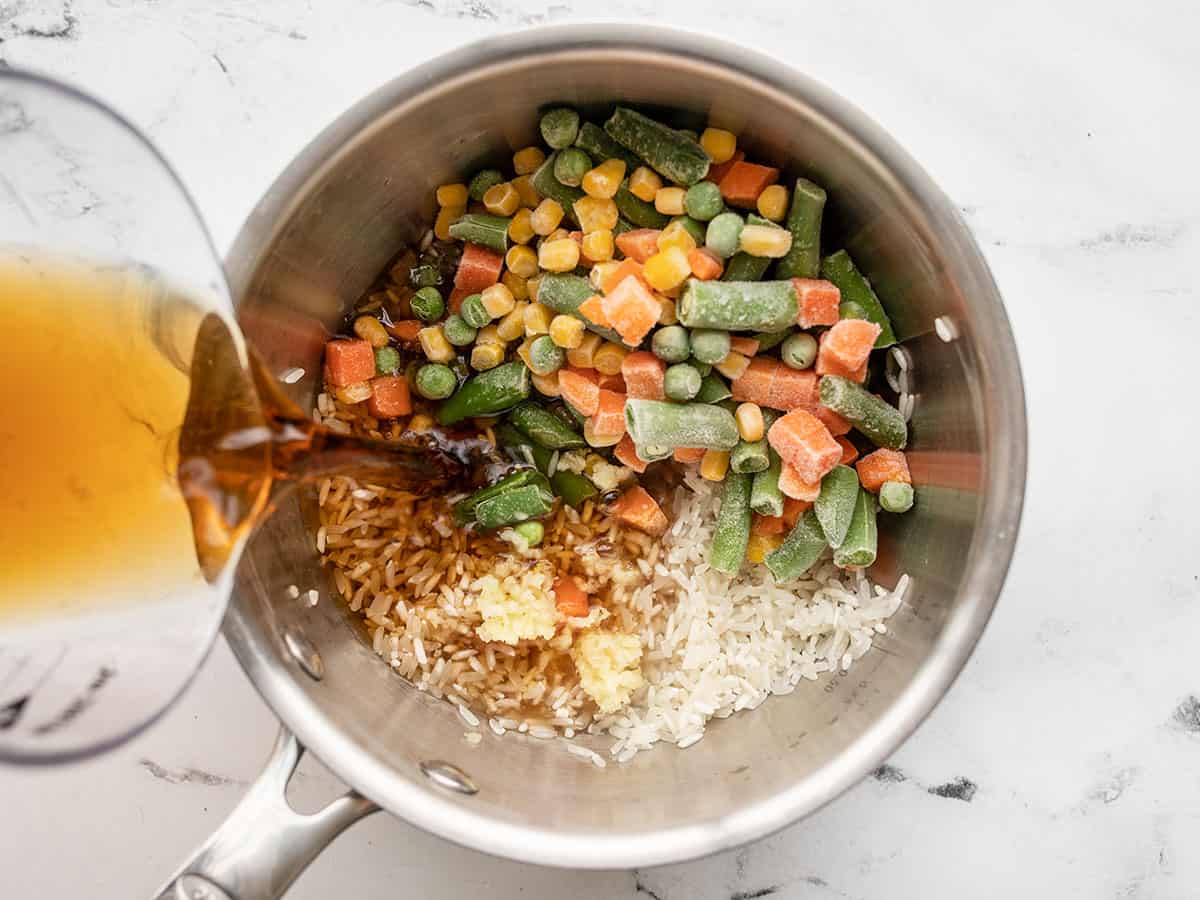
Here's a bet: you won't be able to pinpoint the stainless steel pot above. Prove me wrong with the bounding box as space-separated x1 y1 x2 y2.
158 24 1025 900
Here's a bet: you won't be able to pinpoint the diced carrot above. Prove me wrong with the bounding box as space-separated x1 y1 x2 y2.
768 409 842 483
778 461 821 501
620 351 666 400
597 372 626 392
614 229 662 264
836 436 859 466
448 287 471 313
559 368 601 416
687 247 724 281
386 319 423 343
729 336 760 357
751 513 787 536
782 496 812 528
613 434 648 473
554 575 590 618
814 403 852 436
791 279 841 328
590 389 627 437
673 447 706 463
453 242 504 296
856 449 912 493
325 339 376 387
601 258 648 295
705 149 745 185
609 485 669 537
770 366 819 412
718 161 780 208
578 295 612 328
366 375 412 418
816 319 881 381
601 276 661 346
730 357 778 407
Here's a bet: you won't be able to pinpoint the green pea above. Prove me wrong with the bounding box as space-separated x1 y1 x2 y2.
415 363 457 400
781 332 818 369
374 345 401 375
442 314 477 347
411 286 444 322
540 108 580 150
705 212 745 259
529 335 565 375
651 324 691 363
514 520 544 546
663 363 702 401
879 480 914 513
460 294 491 329
690 329 731 365
553 147 592 188
468 169 505 202
684 182 724 222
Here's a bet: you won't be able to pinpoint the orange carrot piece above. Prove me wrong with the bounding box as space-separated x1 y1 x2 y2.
768 409 842 483
673 447 706 464
718 161 780 208
779 461 822 501
325 339 376 387
453 242 504 295
770 366 819 412
751 513 787 536
836 436 859 466
614 229 662 264
704 149 745 185
578 295 612 328
791 278 841 328
609 485 668 537
386 319 423 342
815 403 852 436
856 449 912 493
366 375 412 418
554 575 590 618
816 319 881 381
601 276 661 346
559 368 601 416
590 389 627 437
782 496 812 528
731 357 777 406
729 335 760 357
597 372 626 392
620 351 666 400
601 258 648 295
687 247 724 281
613 434 648 473
447 287 470 313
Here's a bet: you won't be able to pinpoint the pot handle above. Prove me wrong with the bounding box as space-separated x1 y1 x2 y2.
153 728 378 900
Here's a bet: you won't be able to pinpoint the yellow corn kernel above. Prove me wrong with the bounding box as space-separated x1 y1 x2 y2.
746 533 783 564
435 205 464 241
417 325 455 363
475 324 504 346
496 302 528 341
480 283 516 319
538 238 580 273
483 182 520 216
654 186 686 216
582 158 626 199
515 336 535 370
531 370 561 397
567 331 603 368
735 402 765 442
658 297 678 326
502 270 529 302
739 223 793 258
526 276 542 302
593 341 627 376
756 184 789 222
506 245 537 278
334 381 372 405
353 315 390 348
657 220 698 254
436 183 469 207
523 302 553 336
530 198 565 236
407 413 434 434
545 227 571 243
715 351 751 381
513 146 546 176
642 246 692 292
549 314 585 349
700 449 731 482
628 166 663 202
512 175 540 208
573 195 619 234
508 208 535 244
470 341 506 371
581 229 615 263
700 127 737 165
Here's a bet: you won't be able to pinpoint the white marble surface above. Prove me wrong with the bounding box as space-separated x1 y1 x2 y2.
2 0 1199 897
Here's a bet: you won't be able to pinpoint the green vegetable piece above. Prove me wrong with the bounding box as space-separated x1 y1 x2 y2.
453 469 549 525
540 107 581 149
442 314 477 347
415 363 457 400
508 401 585 450
495 422 554 472
531 154 584 224
710 472 752 575
651 324 691 363
448 213 510 254
684 181 724 221
839 299 868 321
781 332 818 370
537 273 627 345
553 147 592 187
459 294 491 329
879 480 914 513
689 329 731 365
730 438 770 474
550 470 599 510
408 264 442 288
663 363 702 401
833 488 878 568
753 329 792 352
750 451 784 517
765 509 827 581
814 465 860 548
514 520 545 546
573 121 643 170
373 346 401 375
678 281 799 332
820 250 897 347
474 484 555 530
624 399 739 450
528 335 565 375
468 169 505 202
436 361 531 425
690 359 713 377
676 128 699 141
722 252 771 282
705 212 745 259
819 375 908 450
670 215 707 244
637 444 673 461
776 178 827 280
614 183 670 229
613 218 634 236
695 372 731 404
604 107 710 186
410 286 445 322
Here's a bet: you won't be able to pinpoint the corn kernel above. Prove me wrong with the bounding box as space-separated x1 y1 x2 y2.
567 331 603 368
545 227 572 244
746 532 783 564
496 302 528 341
658 297 678 326
436 183 469 207
475 324 504 346
582 158 626 199
589 260 621 291
526 276 542 302
643 246 692 292
502 270 529 301
435 205 464 241
530 198 565 236
628 166 663 202
657 220 698 254
353 315 390 348
513 146 546 176
470 341 506 371
509 208 535 244
483 182 520 216
654 187 686 216
515 336 535 370
700 127 737 165
512 175 540 208
417 325 455 363
334 381 372 404
739 223 793 258
700 449 730 481
756 184 789 222
593 341 627 376
481 283 516 319
523 302 553 336
531 370 561 397
715 351 751 381
538 238 580 273
573 196 619 233
549 314 585 349
506 245 537 278
407 413 434 434
735 402 765 442
581 229 614 263
583 418 622 448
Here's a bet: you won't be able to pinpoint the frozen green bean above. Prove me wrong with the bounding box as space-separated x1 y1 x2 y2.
819 375 908 450
752 329 792 352
879 480 914 513
537 273 627 345
437 361 531 425
624 399 739 450
550 470 599 510
775 178 826 279
694 372 731 404
604 107 710 186
448 213 510 254
722 252 771 282
574 121 643 171
750 451 784 518
614 183 670 229
453 469 549 525
820 250 897 347
710 472 752 575
474 483 555 530
531 154 583 223
730 438 770 474
663 363 702 401
508 401 585 450
765 509 827 581
833 488 878 568
814 465 860 548
678 281 799 332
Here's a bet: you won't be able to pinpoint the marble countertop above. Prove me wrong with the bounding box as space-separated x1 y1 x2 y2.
3 0 1198 897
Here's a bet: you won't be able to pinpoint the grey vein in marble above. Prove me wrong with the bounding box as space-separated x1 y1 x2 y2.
139 759 242 788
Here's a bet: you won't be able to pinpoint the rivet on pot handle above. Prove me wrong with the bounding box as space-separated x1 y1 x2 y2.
154 728 378 900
